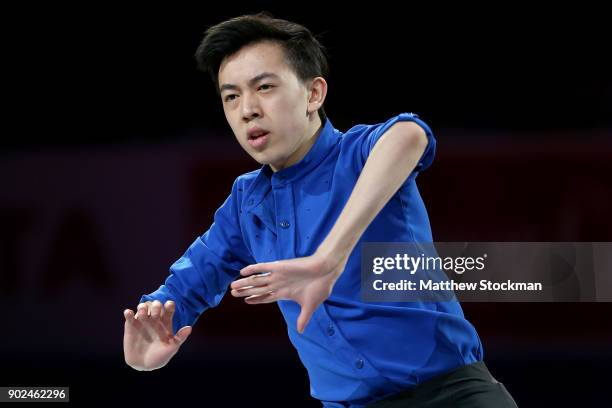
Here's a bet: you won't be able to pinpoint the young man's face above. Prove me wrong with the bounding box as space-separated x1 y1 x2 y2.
218 40 325 171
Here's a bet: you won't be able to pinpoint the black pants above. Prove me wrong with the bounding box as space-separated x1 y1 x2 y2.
367 361 518 408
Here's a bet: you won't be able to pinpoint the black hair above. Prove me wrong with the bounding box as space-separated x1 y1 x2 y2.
195 12 329 122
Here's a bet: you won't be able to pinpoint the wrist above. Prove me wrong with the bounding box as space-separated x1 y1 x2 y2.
315 237 354 277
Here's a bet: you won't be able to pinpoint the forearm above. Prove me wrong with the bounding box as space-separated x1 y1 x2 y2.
317 122 428 266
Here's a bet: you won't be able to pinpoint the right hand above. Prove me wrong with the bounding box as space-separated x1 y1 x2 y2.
123 300 192 371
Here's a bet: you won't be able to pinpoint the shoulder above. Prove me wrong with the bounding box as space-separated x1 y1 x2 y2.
339 113 430 140
337 113 437 170
221 168 261 206
234 168 261 191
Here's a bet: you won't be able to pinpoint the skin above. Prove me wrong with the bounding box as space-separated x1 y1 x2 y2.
123 39 427 371
218 40 327 172
123 300 191 371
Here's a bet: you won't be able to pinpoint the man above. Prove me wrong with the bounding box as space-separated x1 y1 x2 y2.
123 13 517 407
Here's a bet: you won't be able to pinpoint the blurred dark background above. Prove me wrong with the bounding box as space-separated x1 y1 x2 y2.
1 2 611 407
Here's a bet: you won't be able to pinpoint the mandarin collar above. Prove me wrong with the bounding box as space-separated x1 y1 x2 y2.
243 118 338 211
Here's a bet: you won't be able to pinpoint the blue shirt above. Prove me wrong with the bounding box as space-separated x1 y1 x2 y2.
140 113 483 407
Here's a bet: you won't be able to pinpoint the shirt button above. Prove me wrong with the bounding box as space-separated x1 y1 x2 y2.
279 220 290 229
327 324 335 336
355 358 364 369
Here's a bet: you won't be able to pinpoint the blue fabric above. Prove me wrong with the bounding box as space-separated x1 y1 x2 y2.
140 113 483 407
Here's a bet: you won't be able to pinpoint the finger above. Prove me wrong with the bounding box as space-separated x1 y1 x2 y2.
244 291 277 304
150 300 163 319
124 308 148 334
162 300 175 330
146 301 171 340
137 308 171 340
174 326 192 344
231 273 272 290
134 303 154 339
297 301 317 334
240 262 277 277
135 302 150 320
149 317 173 340
124 309 135 322
232 283 274 298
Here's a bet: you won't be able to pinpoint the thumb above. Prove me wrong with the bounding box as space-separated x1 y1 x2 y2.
174 326 192 344
297 302 316 334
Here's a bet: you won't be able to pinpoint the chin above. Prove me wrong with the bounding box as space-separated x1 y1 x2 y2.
249 149 287 169
250 153 273 166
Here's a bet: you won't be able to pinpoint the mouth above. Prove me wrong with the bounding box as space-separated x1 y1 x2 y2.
247 130 270 149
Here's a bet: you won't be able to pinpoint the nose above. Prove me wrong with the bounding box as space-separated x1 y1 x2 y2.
241 92 262 122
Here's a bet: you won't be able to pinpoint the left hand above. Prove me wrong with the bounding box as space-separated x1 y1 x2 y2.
230 250 348 334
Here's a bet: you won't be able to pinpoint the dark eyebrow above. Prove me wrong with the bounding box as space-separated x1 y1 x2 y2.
219 72 280 93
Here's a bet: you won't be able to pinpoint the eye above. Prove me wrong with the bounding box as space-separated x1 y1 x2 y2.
258 84 274 91
224 94 238 102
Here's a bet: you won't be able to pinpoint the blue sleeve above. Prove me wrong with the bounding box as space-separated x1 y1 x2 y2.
139 179 254 334
360 112 437 173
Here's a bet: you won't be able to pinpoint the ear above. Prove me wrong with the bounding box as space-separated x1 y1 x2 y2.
306 77 328 116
